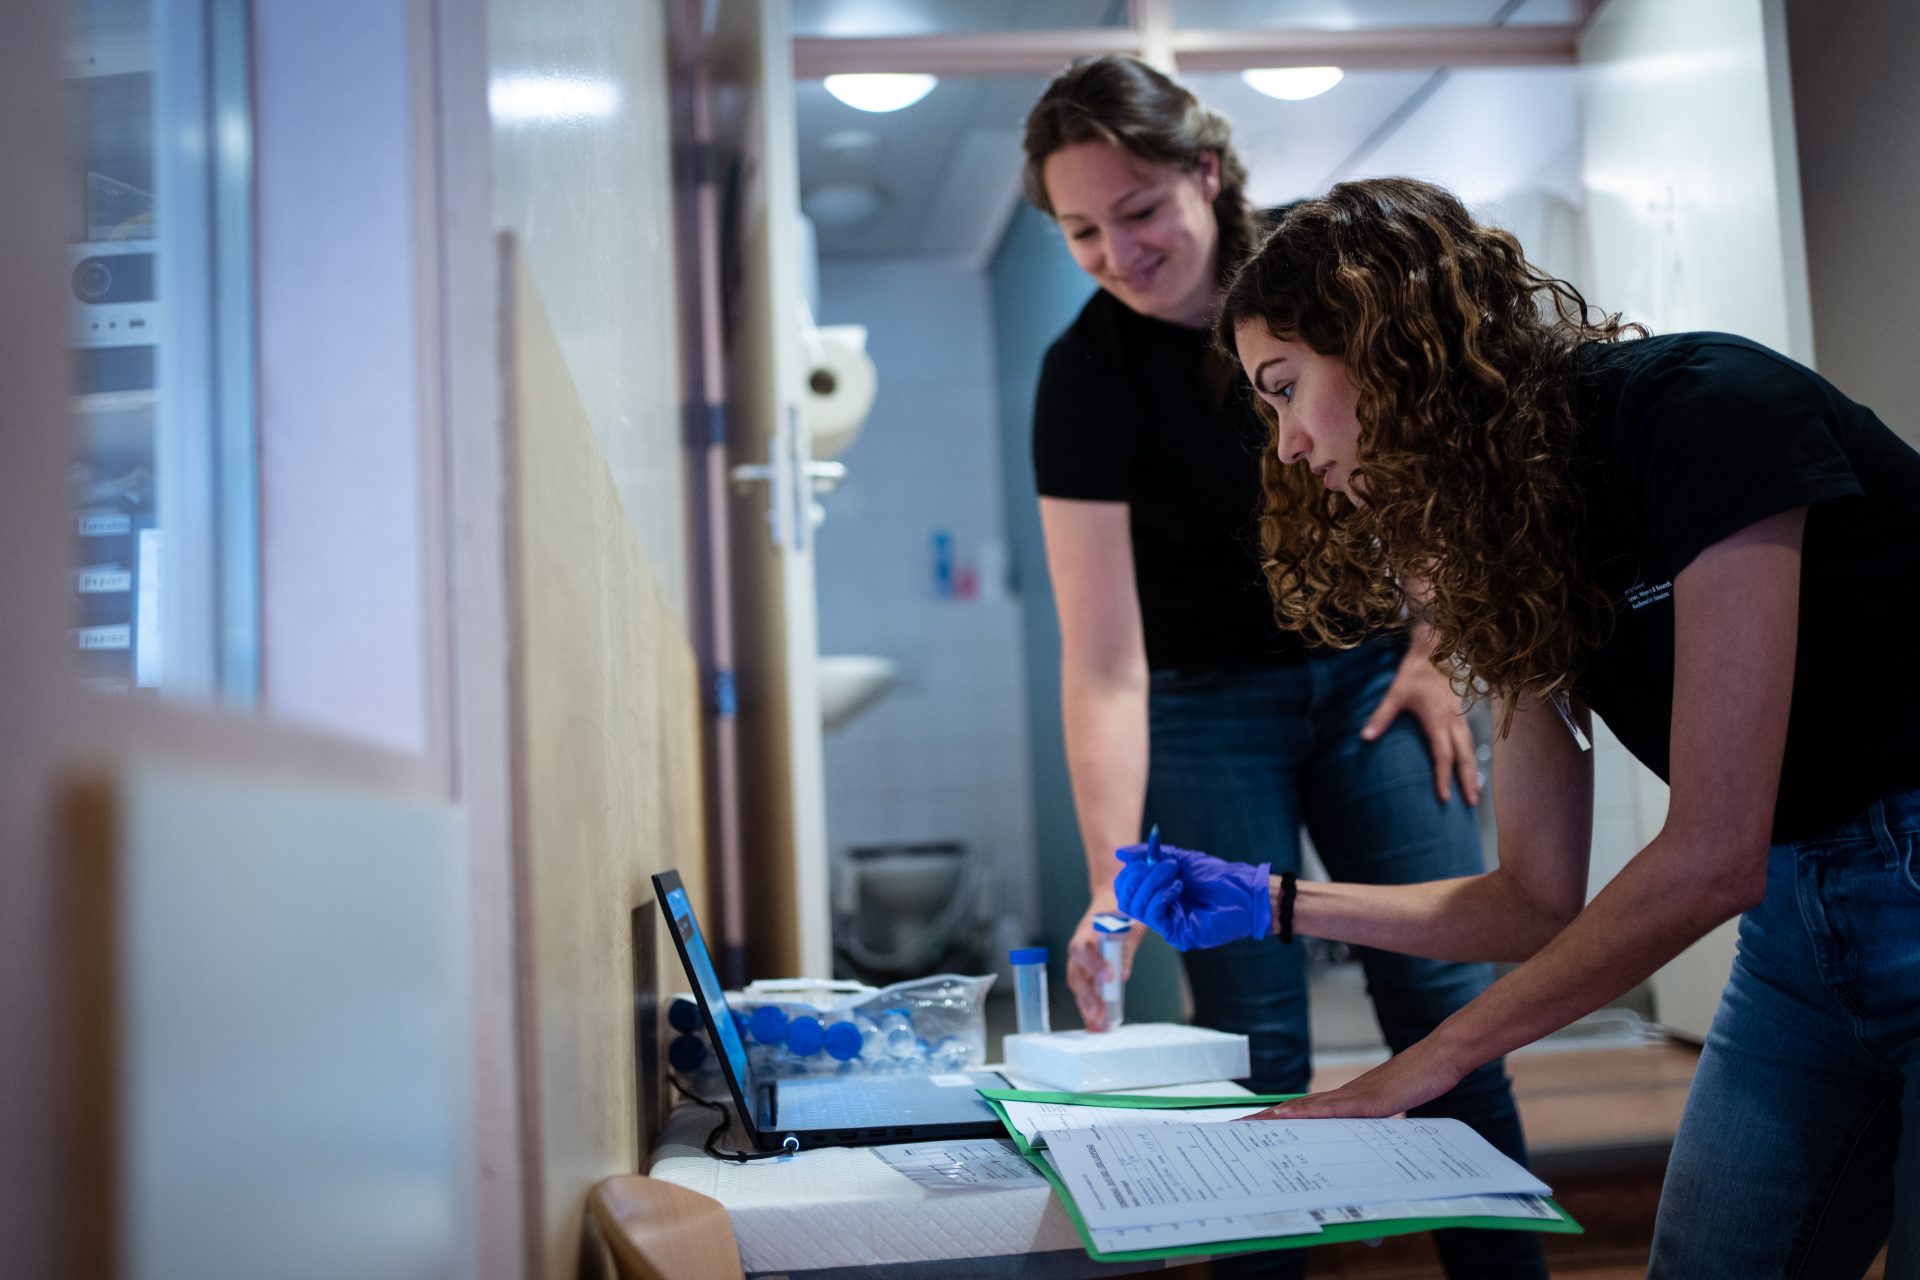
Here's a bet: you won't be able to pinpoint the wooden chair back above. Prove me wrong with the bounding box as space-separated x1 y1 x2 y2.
580 1175 745 1280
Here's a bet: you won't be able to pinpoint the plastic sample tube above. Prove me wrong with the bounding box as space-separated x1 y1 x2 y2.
878 1007 920 1059
1091 913 1131 1031
1009 946 1050 1035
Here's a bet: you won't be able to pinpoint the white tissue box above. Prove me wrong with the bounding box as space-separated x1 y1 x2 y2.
1003 1022 1250 1092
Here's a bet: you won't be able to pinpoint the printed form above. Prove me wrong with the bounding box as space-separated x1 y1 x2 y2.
1046 1117 1551 1229
1000 1099 1270 1147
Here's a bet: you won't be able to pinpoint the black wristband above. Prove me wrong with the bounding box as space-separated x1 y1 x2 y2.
1278 871 1297 945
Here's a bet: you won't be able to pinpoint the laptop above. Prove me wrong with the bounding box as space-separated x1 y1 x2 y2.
653 869 1011 1152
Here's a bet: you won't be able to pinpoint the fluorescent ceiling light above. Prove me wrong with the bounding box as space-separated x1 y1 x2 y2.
489 73 622 123
824 73 938 113
1241 66 1345 101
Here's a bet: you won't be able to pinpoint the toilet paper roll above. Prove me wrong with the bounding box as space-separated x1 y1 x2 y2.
803 324 877 459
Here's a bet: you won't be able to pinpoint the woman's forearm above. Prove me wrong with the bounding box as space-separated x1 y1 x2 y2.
1423 827 1760 1075
1060 665 1150 895
1280 866 1577 963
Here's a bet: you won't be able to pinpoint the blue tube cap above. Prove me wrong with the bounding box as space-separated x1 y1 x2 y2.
667 996 703 1033
786 1015 826 1057
668 1033 708 1073
1092 913 1132 935
1008 946 1048 965
748 1004 790 1045
823 1020 863 1061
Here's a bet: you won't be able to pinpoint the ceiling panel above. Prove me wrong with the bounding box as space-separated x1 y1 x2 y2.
792 0 1123 38
1171 0 1582 27
795 0 1584 261
1184 68 1443 208
799 73 1048 259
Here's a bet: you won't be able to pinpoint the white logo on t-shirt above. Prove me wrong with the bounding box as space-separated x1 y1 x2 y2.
1625 581 1673 610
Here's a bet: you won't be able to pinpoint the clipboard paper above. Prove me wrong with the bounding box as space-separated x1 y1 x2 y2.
978 1088 1583 1263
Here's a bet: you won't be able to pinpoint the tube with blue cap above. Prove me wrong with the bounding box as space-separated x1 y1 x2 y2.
1009 946 1050 1035
1090 912 1132 1030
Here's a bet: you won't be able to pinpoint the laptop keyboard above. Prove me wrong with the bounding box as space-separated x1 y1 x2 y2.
776 1079 900 1128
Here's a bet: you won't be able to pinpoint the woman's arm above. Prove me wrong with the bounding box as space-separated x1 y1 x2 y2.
1039 496 1152 1029
1261 508 1805 1118
1290 678 1594 962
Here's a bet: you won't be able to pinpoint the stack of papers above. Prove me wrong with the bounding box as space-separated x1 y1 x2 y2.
982 1090 1582 1261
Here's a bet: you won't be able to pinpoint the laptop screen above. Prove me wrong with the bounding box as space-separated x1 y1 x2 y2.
655 872 756 1110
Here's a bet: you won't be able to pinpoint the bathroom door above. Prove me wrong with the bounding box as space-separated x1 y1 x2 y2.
1577 0 1813 1039
710 0 832 980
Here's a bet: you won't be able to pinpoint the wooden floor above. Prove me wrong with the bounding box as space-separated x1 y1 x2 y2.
1312 1042 1698 1174
1163 1042 1890 1278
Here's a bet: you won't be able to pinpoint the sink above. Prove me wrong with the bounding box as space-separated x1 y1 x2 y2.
817 655 897 731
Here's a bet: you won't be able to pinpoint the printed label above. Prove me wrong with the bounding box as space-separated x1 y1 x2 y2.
76 623 131 650
1625 580 1672 610
77 568 132 593
79 513 132 537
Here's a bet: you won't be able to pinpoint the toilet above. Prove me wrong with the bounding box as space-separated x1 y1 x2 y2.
834 842 977 979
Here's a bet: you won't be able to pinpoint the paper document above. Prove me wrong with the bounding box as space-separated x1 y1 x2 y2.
1309 1193 1562 1225
1000 1099 1269 1147
1033 1148 1556 1251
1046 1117 1551 1228
872 1139 1051 1191
1032 1151 1323 1249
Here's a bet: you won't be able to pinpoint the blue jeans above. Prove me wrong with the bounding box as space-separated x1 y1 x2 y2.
1145 637 1545 1279
1650 788 1920 1279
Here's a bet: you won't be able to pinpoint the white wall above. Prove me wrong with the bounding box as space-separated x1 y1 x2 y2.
814 258 1041 952
488 0 691 618
1578 0 1813 1038
1787 0 1920 447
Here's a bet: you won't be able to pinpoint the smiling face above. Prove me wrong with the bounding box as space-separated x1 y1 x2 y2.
1232 319 1365 498
1041 139 1222 329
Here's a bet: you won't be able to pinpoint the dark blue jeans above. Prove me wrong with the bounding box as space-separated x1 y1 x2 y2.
1649 788 1920 1279
1145 636 1545 1279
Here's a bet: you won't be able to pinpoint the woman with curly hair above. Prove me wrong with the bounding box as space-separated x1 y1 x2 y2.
1024 60 1545 1278
1118 175 1920 1276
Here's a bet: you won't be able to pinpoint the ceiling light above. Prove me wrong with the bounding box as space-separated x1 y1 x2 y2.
1241 66 1345 102
823 73 938 113
802 181 888 228
822 130 883 166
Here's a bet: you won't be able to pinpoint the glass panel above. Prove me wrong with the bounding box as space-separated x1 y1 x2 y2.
1171 0 1582 28
65 0 257 702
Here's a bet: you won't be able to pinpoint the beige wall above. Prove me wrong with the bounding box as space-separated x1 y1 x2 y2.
489 0 693 617
1787 0 1920 445
484 3 704 1276
505 241 706 1280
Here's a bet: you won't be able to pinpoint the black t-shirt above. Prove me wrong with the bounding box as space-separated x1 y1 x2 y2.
1571 332 1920 843
1032 289 1316 671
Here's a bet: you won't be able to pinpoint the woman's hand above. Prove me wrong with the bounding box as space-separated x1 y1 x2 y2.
1240 1037 1470 1121
1115 843 1271 951
1065 895 1145 1031
1363 629 1480 805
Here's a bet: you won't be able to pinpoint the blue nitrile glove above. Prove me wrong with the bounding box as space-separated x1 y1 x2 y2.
1113 842 1272 952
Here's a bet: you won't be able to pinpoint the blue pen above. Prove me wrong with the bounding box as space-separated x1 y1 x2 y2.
1145 823 1161 865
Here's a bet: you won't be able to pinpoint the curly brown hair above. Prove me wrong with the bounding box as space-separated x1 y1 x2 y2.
1213 177 1644 716
1022 54 1259 281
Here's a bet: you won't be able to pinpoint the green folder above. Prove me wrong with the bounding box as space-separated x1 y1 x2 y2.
978 1087 1584 1264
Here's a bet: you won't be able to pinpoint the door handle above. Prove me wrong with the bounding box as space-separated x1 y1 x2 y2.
801 460 846 494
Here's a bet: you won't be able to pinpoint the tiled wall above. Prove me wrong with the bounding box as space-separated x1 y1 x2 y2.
986 205 1188 1026
814 259 1040 966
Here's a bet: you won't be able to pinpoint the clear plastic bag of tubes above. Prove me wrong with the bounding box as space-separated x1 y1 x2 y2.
668 973 995 1100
